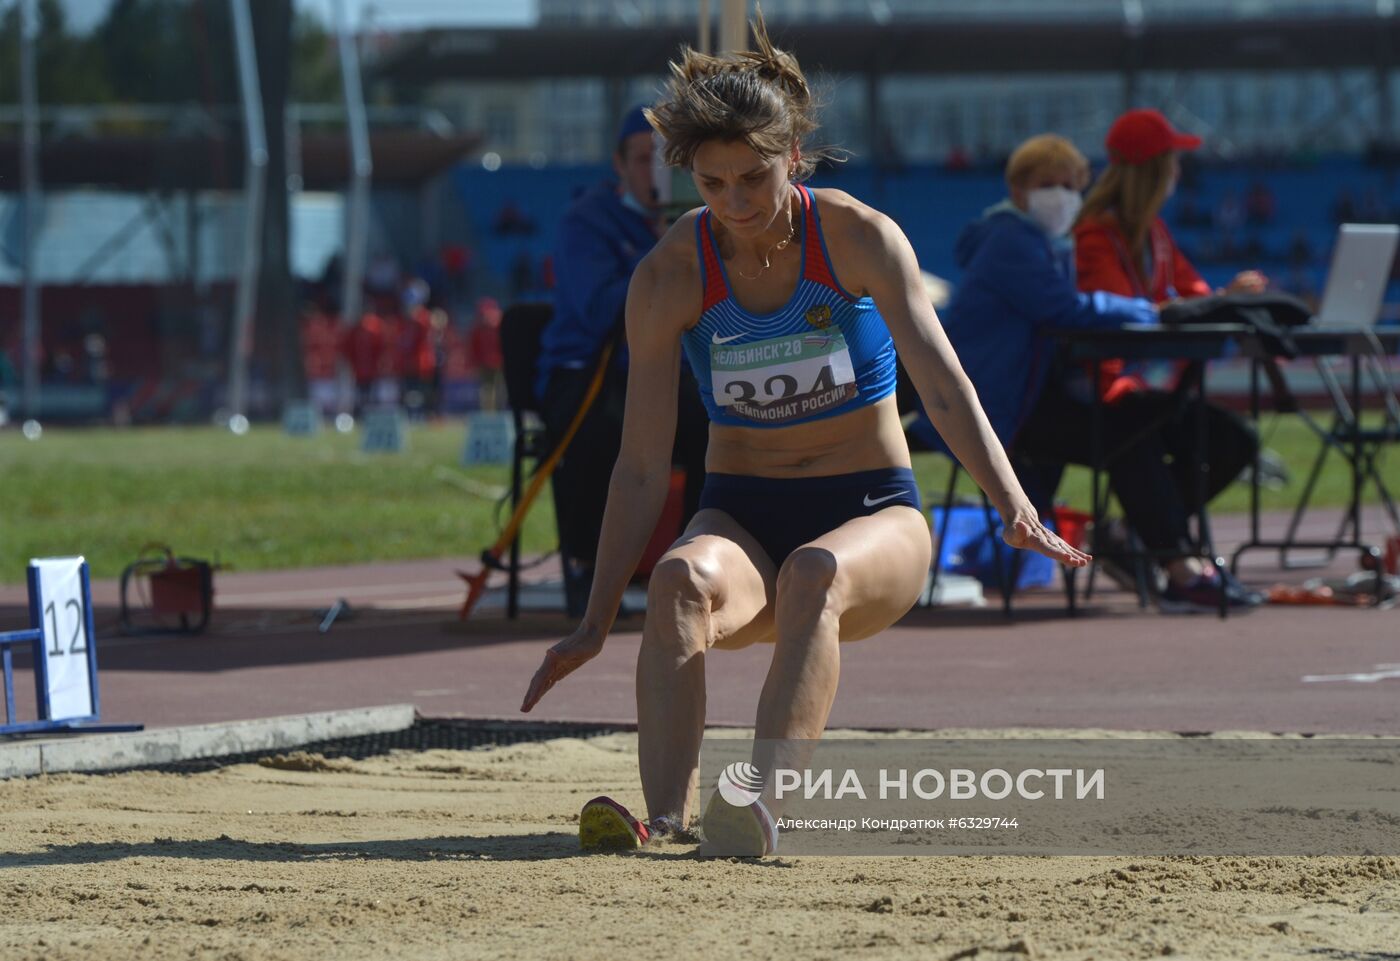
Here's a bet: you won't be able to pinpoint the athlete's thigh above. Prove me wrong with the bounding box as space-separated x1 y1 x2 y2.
659 508 778 650
795 505 932 642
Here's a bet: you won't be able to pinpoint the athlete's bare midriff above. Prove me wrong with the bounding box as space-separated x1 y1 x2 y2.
703 393 911 478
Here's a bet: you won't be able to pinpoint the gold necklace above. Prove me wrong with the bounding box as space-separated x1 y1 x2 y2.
735 191 796 281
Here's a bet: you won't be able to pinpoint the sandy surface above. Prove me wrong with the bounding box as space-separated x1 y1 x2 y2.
2 731 1399 961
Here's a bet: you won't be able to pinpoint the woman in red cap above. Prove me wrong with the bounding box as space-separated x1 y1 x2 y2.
1062 108 1264 611
1075 108 1266 307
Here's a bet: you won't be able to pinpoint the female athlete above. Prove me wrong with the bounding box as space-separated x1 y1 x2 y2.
521 12 1089 856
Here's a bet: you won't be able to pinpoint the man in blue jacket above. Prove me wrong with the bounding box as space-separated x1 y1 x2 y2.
536 106 708 615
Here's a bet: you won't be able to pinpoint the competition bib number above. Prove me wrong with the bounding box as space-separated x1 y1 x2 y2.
711 330 857 424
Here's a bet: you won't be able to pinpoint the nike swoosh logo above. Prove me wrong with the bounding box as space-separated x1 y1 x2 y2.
712 332 744 344
863 491 907 507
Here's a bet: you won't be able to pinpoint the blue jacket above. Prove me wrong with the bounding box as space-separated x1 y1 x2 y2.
535 181 658 399
916 201 1157 451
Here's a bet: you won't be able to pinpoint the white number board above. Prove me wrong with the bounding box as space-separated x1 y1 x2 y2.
30 557 96 722
361 407 407 453
282 401 322 437
462 412 515 465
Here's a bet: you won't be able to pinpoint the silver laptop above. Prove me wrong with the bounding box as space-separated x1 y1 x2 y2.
1315 223 1400 328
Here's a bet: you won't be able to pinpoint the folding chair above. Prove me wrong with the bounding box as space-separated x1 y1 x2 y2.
899 360 1079 618
1277 336 1400 568
924 457 1081 619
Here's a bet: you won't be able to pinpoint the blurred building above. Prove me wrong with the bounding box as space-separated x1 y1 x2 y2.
382 0 1400 164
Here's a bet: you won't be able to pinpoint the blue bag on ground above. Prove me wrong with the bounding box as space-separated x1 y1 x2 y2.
931 504 1055 591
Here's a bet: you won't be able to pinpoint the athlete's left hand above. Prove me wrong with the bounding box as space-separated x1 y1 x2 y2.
520 627 606 713
1002 507 1091 567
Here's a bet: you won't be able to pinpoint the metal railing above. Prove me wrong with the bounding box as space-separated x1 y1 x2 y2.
534 0 1397 24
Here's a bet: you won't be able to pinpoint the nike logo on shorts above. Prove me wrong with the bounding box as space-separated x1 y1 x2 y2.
863 490 907 508
712 331 744 344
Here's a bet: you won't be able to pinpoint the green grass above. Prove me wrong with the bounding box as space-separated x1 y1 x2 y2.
0 414 1394 585
0 422 557 585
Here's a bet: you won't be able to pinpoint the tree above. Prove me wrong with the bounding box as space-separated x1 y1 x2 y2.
292 10 340 104
0 0 113 104
95 0 208 105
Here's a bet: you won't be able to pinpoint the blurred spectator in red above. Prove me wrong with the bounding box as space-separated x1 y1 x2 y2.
468 296 505 411
426 307 449 416
340 307 385 413
301 302 341 416
398 279 437 418
375 304 405 407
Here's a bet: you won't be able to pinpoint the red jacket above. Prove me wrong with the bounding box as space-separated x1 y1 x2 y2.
300 311 340 381
397 307 437 381
1073 214 1211 400
340 313 384 386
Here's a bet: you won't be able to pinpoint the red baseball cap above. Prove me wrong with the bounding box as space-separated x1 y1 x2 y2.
1105 109 1202 165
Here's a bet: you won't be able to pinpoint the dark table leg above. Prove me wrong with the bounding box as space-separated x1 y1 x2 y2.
1352 354 1363 554
1233 355 1264 575
1086 358 1103 602
1188 362 1226 619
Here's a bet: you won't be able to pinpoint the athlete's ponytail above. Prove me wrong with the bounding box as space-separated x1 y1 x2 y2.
734 12 810 109
645 5 836 181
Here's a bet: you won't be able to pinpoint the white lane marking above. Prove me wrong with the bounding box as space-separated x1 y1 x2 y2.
1302 664 1400 683
217 581 467 605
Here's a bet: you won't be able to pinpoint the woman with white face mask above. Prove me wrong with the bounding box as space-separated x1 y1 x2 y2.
915 134 1157 454
914 132 1264 614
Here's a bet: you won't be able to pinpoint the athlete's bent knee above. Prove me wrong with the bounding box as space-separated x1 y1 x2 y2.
777 547 840 601
647 552 722 608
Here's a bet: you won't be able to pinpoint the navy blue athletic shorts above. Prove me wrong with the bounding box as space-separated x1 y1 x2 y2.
697 466 922 565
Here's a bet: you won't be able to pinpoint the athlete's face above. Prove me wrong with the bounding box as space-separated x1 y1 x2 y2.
691 139 798 236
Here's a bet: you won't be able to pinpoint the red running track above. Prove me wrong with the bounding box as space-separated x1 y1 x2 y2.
0 510 1395 735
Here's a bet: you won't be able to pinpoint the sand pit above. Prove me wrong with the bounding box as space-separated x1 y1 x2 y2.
2 731 1398 961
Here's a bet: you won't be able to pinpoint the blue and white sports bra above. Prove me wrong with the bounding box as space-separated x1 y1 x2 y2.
682 184 897 428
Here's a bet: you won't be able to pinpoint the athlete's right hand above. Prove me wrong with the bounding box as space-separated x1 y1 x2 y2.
520 628 605 712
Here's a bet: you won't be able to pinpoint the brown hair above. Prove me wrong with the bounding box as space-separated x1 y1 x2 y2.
1005 134 1089 191
644 7 835 180
1075 153 1174 282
